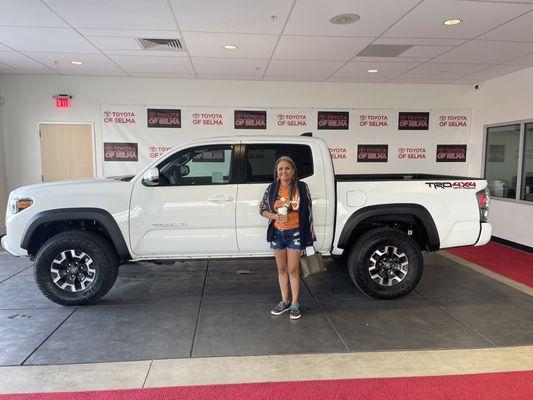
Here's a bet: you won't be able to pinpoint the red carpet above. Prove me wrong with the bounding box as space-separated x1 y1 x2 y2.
447 241 533 287
1 370 532 400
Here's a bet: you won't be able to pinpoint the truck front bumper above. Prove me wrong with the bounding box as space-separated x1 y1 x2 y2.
1 235 28 257
474 222 492 246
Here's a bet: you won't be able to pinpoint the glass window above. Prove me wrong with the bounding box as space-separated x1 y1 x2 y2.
522 123 533 202
157 145 233 186
485 125 520 199
245 144 314 183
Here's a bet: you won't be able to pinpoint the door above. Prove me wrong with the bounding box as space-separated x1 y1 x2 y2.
235 142 327 254
39 124 94 182
129 143 238 257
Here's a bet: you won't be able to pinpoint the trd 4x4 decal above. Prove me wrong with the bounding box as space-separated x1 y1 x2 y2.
425 182 477 189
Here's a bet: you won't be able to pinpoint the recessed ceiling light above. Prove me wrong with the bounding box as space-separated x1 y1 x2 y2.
368 69 379 73
329 13 360 25
443 19 461 26
70 60 83 65
223 45 238 50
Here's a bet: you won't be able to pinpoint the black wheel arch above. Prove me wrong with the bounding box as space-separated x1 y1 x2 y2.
21 208 131 260
337 204 440 251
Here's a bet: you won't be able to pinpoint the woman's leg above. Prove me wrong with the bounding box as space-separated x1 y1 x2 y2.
287 249 301 304
274 249 290 303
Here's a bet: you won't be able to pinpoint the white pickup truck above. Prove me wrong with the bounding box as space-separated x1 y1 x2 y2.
2 135 491 306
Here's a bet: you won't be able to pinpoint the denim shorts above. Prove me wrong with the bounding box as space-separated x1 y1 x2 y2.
270 228 303 251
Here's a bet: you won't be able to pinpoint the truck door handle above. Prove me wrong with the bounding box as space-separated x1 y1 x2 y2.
208 195 234 203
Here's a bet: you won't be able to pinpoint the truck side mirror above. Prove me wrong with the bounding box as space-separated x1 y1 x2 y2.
142 167 159 186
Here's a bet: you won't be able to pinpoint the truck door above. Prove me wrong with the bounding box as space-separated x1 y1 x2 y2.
235 142 327 254
129 143 238 256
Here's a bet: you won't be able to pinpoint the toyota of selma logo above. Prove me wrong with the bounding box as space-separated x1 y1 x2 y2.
425 182 477 189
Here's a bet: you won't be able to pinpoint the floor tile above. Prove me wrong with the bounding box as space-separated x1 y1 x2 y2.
319 296 491 352
0 308 73 366
99 261 207 305
0 273 63 309
25 303 200 365
192 299 346 357
0 254 32 282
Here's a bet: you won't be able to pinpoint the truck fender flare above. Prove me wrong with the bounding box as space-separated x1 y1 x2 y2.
337 204 440 250
20 208 131 259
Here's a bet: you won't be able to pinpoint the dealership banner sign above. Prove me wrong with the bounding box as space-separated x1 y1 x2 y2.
101 105 471 176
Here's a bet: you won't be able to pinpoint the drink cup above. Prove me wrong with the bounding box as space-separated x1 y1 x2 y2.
278 206 288 222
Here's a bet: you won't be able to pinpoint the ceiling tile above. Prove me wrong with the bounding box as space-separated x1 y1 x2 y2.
108 55 195 74
285 0 420 37
480 10 533 42
332 61 419 79
0 68 59 75
0 27 98 53
0 52 48 68
192 57 268 75
385 0 533 39
398 45 454 58
170 0 292 34
431 40 533 64
198 74 262 81
0 0 68 27
128 72 197 79
265 60 344 77
86 36 146 50
399 62 491 80
44 0 177 30
327 76 390 83
388 78 454 84
78 29 180 38
505 53 533 66
183 32 278 58
375 37 467 46
24 52 123 71
459 64 526 81
273 36 373 61
103 49 187 57
263 75 326 82
55 69 129 77
352 56 430 63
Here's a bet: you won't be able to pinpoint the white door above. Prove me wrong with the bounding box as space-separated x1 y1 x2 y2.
236 142 327 254
130 144 238 257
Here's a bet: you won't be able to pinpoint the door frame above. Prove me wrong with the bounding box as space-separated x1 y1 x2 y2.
38 121 97 181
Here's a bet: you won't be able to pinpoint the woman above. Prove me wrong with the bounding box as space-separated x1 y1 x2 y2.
259 156 316 320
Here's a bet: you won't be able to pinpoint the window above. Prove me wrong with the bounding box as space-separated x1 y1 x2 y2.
485 125 520 199
157 145 233 186
522 123 533 202
244 144 314 183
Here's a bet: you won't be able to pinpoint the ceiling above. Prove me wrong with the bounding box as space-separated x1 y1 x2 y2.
1 0 533 84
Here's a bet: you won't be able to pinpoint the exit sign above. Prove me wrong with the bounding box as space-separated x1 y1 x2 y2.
55 97 71 108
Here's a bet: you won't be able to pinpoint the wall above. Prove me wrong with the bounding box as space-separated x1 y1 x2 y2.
471 66 533 248
0 85 6 234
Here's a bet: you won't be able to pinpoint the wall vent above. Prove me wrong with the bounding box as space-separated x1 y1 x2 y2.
136 38 184 51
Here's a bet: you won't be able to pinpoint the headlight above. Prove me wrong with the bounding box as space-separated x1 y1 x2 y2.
8 196 34 215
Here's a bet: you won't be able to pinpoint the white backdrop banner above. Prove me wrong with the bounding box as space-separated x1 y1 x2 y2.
100 105 471 177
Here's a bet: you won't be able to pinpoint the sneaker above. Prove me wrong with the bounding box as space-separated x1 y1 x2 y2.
289 303 301 320
270 301 290 316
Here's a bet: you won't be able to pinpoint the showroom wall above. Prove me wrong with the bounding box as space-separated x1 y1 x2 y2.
0 85 6 235
0 74 482 239
471 66 533 248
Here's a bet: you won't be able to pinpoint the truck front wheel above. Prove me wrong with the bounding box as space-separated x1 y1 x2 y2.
347 227 423 299
34 231 119 306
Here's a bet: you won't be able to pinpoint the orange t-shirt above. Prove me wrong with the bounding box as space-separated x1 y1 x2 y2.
274 184 300 229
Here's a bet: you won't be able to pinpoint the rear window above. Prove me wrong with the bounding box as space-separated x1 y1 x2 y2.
244 144 314 183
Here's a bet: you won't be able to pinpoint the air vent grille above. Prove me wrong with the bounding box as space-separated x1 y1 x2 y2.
137 38 184 51
356 44 413 57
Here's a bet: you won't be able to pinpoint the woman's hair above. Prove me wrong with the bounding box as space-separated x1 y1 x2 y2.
273 156 298 211
273 156 298 181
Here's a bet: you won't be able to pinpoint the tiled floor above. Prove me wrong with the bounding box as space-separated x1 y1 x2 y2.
0 252 532 367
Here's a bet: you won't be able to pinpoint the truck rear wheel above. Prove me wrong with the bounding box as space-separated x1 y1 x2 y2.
34 231 119 306
347 227 423 299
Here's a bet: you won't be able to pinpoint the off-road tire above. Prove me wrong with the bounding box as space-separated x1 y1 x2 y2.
347 227 423 299
34 231 119 306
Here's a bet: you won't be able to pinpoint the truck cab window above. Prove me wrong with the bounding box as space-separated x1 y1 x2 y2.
245 144 313 183
157 145 233 186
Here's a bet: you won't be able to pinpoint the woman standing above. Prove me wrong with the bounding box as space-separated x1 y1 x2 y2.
259 156 316 320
